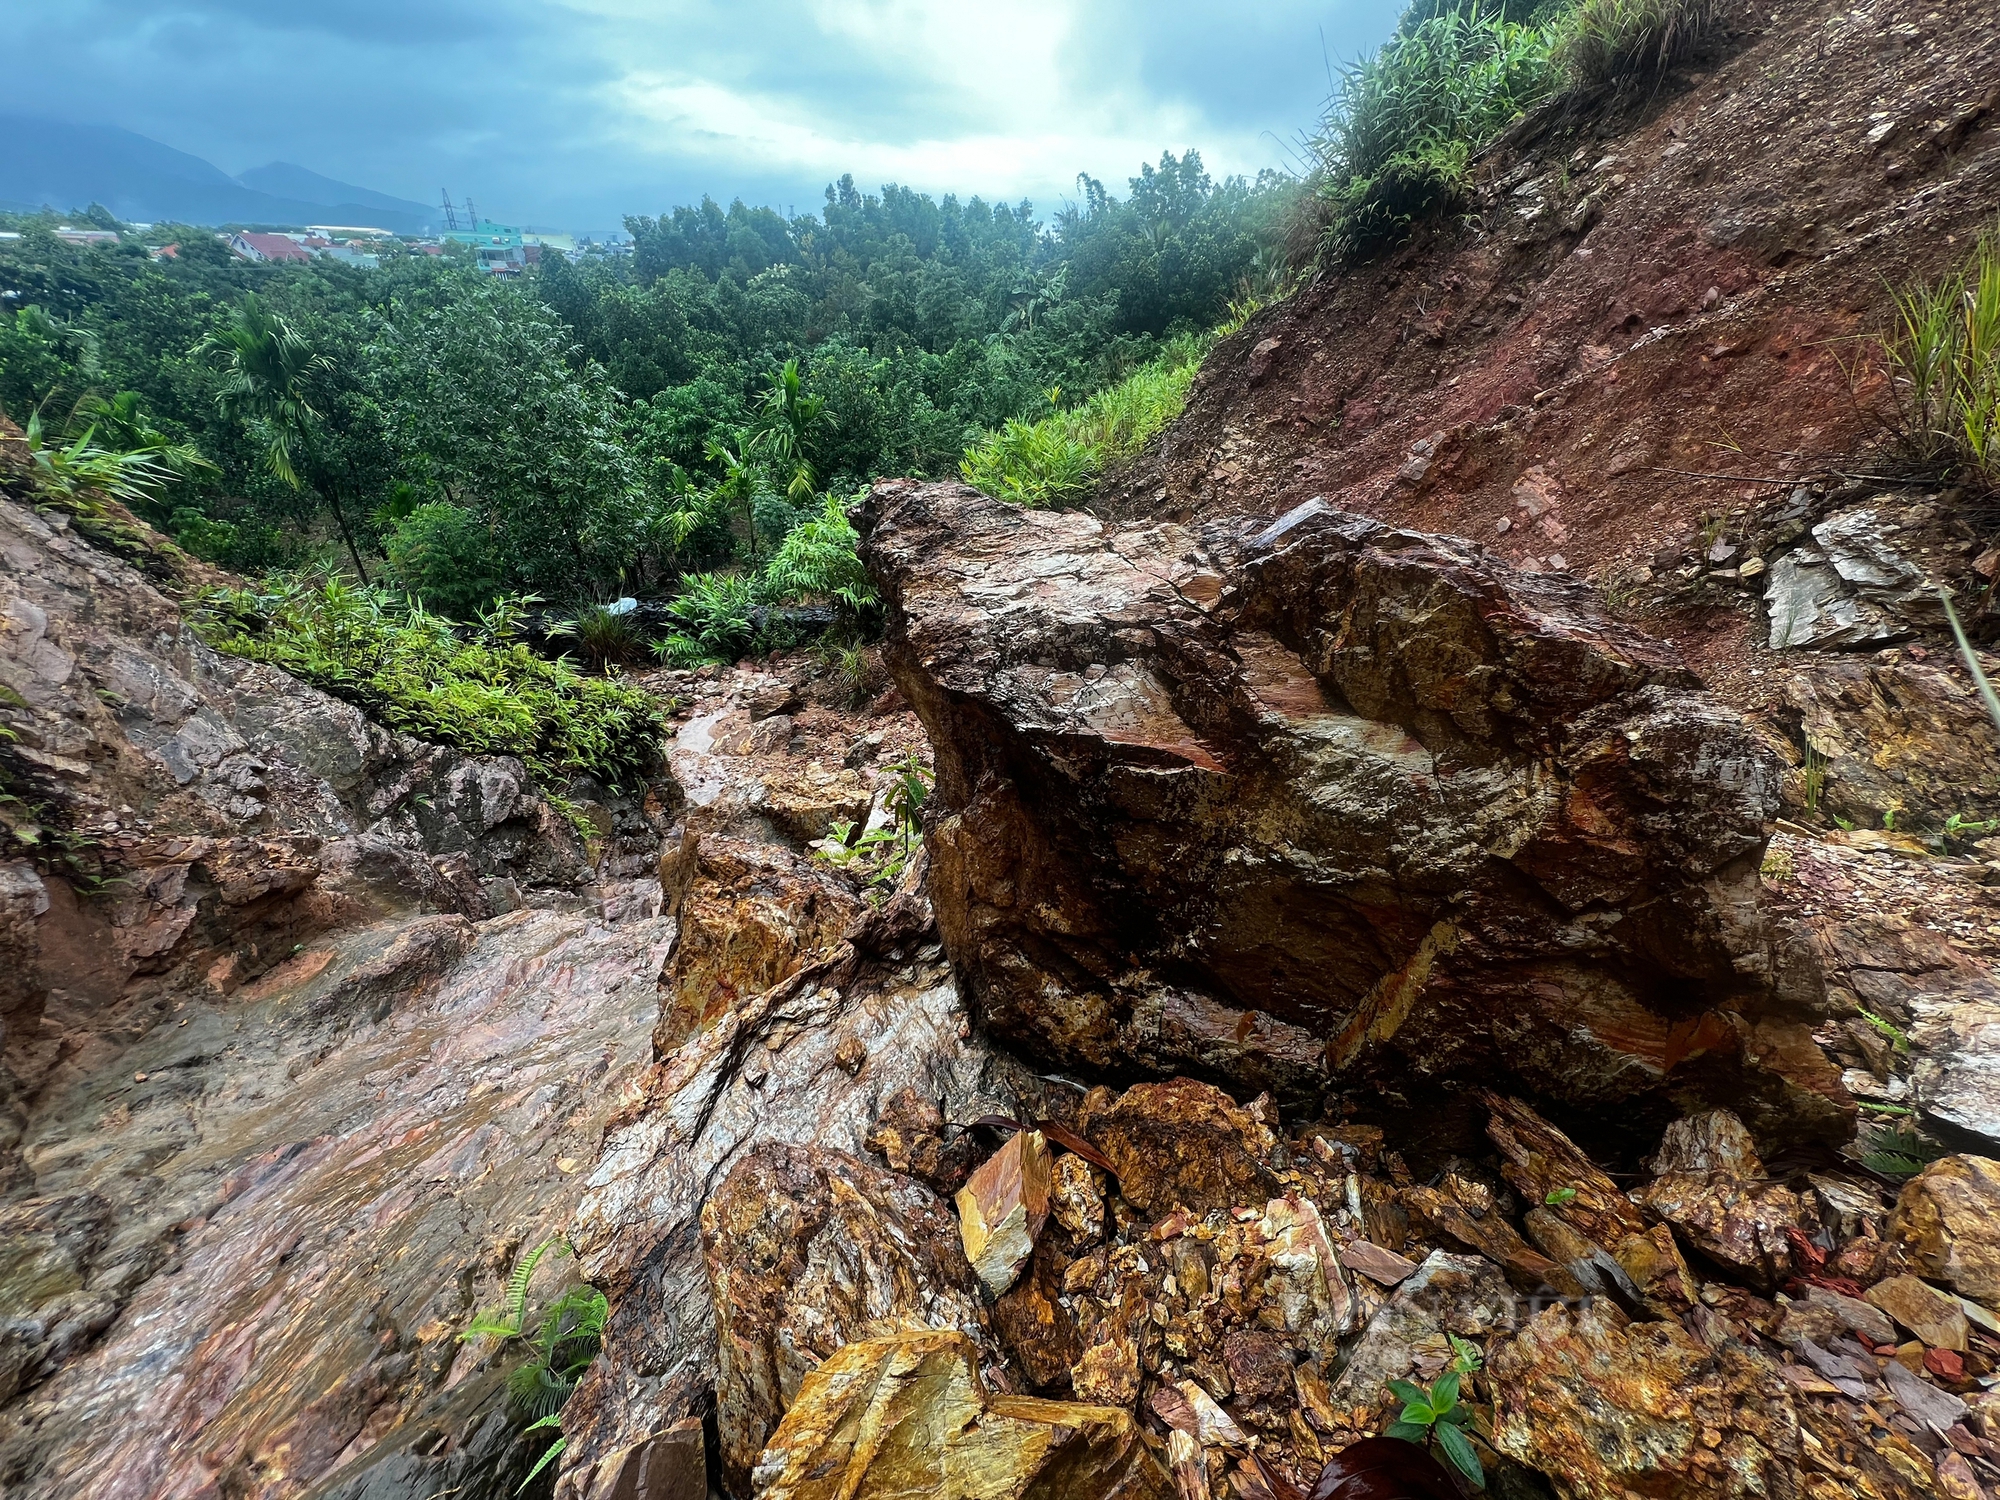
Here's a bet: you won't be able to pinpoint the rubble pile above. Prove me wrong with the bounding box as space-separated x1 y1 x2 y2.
731 1072 2000 1500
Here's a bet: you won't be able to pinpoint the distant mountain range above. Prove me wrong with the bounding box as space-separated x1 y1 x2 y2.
0 116 439 234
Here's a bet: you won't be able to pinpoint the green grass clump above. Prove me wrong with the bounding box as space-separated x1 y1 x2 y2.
1312 5 1556 261
1550 0 1724 88
193 577 666 792
960 333 1210 508
1885 223 2000 493
1307 0 1726 262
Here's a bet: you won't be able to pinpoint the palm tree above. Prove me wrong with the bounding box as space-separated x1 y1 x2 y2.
198 296 370 580
749 358 828 503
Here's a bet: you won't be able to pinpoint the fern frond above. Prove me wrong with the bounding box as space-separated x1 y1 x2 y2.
505 1239 566 1329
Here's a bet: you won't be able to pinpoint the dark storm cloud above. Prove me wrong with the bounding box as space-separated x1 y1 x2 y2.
0 0 1403 230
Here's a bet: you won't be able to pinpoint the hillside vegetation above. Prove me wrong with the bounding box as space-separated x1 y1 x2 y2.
0 155 1292 615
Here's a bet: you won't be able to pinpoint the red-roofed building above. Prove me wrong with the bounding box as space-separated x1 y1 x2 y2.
227 232 312 263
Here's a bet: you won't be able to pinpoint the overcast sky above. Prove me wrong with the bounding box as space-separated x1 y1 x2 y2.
9 0 1405 231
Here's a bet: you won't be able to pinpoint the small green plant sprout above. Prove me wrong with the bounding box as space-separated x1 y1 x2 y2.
1882 806 1900 832
1385 1368 1484 1489
1543 1186 1579 1207
1800 742 1828 814
1760 845 1796 883
1946 811 2000 846
461 1239 609 1494
1446 1333 1484 1375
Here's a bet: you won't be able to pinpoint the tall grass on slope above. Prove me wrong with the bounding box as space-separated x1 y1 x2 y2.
1311 5 1555 261
1883 223 2000 493
1550 0 1725 89
960 332 1211 509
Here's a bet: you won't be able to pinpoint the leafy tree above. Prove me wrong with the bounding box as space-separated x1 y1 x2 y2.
750 358 830 500
196 294 378 579
367 280 641 596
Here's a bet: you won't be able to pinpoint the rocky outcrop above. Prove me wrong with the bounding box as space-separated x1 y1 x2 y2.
0 493 679 1181
859 479 1845 1144
555 877 1039 1499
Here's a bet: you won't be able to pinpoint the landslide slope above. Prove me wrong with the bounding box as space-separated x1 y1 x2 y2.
1111 0 1999 602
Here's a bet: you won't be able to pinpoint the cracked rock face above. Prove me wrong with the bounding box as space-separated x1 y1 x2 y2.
859 480 1845 1144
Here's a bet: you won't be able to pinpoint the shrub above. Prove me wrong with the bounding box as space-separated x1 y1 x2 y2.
384 502 508 618
193 576 666 792
1550 0 1724 88
657 572 758 666
1311 5 1555 260
960 414 1100 509
763 491 877 613
169 508 294 573
551 602 644 673
1882 224 2000 492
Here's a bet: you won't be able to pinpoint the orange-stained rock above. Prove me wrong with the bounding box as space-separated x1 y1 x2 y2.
653 831 860 1056
992 1240 1084 1392
958 1129 1054 1295
1077 1079 1283 1215
751 1330 1173 1500
865 1085 980 1196
1865 1274 1970 1352
1650 1109 1767 1177
1405 1171 1584 1297
1891 1155 2000 1305
1050 1152 1109 1244
1483 1093 1645 1251
759 763 869 844
1636 1172 1805 1293
1613 1224 1700 1318
1072 1323 1143 1408
700 1143 996 1496
860 480 1842 1140
1489 1299 1801 1500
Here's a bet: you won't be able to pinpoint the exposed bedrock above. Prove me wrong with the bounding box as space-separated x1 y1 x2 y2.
858 479 1849 1147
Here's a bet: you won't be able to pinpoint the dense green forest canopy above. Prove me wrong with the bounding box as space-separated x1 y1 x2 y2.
0 153 1294 608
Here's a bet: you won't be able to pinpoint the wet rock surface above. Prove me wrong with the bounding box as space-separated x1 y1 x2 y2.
859 479 1841 1145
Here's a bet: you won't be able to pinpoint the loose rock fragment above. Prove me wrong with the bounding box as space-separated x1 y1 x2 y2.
1650 1109 1767 1177
865 1085 980 1195
700 1143 995 1494
957 1128 1054 1295
1636 1173 1804 1293
1489 1299 1801 1500
1051 1151 1108 1244
1339 1239 1419 1286
750 1329 1173 1499
1865 1274 1970 1352
1891 1155 2000 1305
1483 1093 1646 1249
1077 1079 1283 1215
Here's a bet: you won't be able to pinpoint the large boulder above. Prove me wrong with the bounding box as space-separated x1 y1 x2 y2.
858 481 1845 1141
